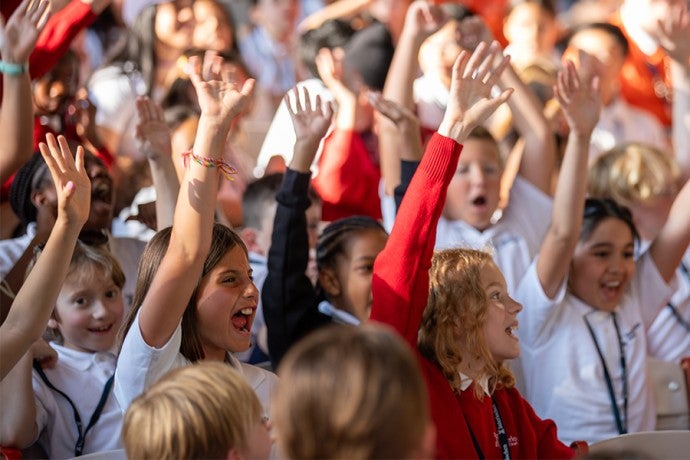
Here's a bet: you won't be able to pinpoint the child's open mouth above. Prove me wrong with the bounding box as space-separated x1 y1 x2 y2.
231 307 254 333
472 196 487 207
88 324 113 334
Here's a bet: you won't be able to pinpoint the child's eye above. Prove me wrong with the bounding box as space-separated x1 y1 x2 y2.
74 297 87 307
491 292 501 300
483 165 499 176
623 251 634 259
105 289 118 299
456 166 469 175
593 251 609 259
223 277 238 284
357 264 374 274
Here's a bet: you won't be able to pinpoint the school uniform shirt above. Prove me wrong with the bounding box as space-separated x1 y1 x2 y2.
238 26 296 97
435 175 552 294
32 344 122 459
370 133 573 459
115 310 278 420
589 97 669 161
515 253 674 444
646 247 690 363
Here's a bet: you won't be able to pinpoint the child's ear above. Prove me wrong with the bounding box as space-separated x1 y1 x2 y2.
240 227 260 254
47 318 59 330
225 447 242 460
319 267 341 297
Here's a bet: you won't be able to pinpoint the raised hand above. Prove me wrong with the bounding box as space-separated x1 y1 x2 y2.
37 134 91 229
368 91 423 159
438 41 513 142
135 96 173 160
285 86 333 144
402 0 446 39
656 4 690 65
555 59 601 137
0 0 50 64
188 53 255 125
285 86 333 172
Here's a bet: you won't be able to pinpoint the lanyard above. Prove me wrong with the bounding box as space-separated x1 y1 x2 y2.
583 311 628 435
33 361 115 457
462 396 511 460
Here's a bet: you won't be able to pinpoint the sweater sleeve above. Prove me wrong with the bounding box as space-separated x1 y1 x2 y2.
370 133 462 346
29 1 97 80
312 129 382 221
262 168 327 369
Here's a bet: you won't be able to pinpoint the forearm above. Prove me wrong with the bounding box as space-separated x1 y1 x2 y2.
0 353 38 447
650 176 690 282
148 156 179 230
537 132 590 298
671 60 690 181
501 64 555 195
0 73 33 185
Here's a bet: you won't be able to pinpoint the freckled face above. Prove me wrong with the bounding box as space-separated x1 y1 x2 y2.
480 262 522 363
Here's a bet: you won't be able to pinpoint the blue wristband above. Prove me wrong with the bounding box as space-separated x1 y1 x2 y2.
0 61 28 76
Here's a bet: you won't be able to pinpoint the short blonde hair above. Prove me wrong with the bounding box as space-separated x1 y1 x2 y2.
418 248 515 399
122 362 263 460
588 143 680 205
275 324 429 460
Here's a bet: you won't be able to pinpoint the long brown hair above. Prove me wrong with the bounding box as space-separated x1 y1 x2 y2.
118 223 248 361
418 248 515 398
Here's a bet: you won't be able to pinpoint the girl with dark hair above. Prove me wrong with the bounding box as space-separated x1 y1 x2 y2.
262 87 388 368
114 55 277 424
514 62 690 443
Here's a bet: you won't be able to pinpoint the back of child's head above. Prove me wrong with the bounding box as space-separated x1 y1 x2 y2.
274 324 431 460
38 241 125 344
316 216 386 272
587 143 680 207
119 223 248 361
122 362 264 460
581 198 640 245
299 19 356 79
242 173 285 230
419 248 515 397
343 21 395 92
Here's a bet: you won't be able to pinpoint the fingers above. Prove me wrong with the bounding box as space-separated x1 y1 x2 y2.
30 0 50 29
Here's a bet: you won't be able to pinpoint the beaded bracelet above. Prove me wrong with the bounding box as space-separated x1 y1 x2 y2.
182 151 238 180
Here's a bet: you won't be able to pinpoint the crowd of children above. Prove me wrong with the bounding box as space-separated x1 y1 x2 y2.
1 0 689 459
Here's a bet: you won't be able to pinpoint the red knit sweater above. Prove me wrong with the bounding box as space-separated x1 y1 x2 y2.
370 133 574 459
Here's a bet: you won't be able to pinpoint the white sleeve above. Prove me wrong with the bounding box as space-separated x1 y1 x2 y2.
114 310 182 411
515 257 567 348
502 176 553 259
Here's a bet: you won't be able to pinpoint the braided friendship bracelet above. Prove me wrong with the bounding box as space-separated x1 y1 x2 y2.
182 151 238 180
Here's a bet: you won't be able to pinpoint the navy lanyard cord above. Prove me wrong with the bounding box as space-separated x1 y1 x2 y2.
462 395 511 460
33 361 114 457
583 312 628 435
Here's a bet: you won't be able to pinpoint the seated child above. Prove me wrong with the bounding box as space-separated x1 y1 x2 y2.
122 362 270 460
273 324 434 460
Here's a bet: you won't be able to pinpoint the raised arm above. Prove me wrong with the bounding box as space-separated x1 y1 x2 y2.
658 5 690 181
0 0 50 184
137 55 254 348
649 175 690 282
263 87 333 368
0 134 91 381
370 42 512 344
378 0 445 195
135 96 180 230
535 61 600 298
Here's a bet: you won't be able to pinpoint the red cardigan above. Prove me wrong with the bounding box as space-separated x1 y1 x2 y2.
370 133 574 459
312 128 382 222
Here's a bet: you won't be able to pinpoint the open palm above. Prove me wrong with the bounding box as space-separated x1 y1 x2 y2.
0 0 50 63
285 86 333 143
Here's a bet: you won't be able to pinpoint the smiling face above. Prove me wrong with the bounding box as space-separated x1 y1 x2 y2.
51 265 124 353
155 0 195 52
480 262 522 363
195 245 259 360
569 217 636 312
323 228 387 322
444 137 502 231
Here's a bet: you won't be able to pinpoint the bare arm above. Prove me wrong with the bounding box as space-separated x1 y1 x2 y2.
0 353 37 447
649 176 690 282
0 0 50 184
536 62 601 298
378 0 445 194
657 6 690 181
135 96 179 230
297 0 372 33
137 55 254 348
0 134 91 380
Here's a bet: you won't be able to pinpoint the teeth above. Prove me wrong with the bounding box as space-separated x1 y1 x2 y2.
240 307 253 315
605 281 620 288
91 325 110 332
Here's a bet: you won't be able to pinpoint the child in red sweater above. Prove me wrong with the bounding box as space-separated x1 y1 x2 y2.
370 41 574 459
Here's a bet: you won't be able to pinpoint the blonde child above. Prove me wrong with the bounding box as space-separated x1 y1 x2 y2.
0 138 126 459
122 362 270 460
370 42 576 458
115 55 278 423
273 324 434 460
